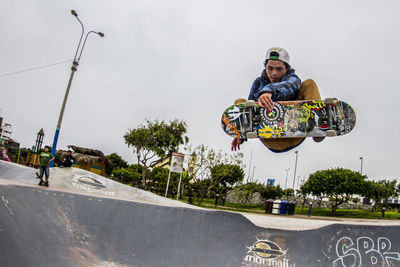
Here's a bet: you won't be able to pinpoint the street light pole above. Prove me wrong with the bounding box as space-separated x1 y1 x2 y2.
360 157 363 174
251 166 256 181
292 150 299 190
50 10 104 163
297 175 301 189
247 149 253 183
284 168 290 189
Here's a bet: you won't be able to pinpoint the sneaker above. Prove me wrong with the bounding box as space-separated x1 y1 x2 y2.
38 180 44 186
44 181 49 187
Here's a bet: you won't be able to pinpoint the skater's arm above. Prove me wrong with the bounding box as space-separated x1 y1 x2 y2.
248 79 259 101
258 92 274 111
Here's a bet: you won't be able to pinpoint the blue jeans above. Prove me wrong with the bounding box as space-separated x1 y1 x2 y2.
39 166 50 179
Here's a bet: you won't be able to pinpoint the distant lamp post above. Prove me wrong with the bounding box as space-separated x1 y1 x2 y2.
292 150 299 191
297 175 301 189
284 168 290 189
50 10 104 165
360 157 363 174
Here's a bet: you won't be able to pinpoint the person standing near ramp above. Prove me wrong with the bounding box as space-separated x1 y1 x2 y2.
38 146 54 187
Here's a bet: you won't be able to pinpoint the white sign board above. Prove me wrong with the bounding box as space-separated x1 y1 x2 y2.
170 152 184 173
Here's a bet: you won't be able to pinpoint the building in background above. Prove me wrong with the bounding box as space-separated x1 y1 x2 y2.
0 113 20 148
1 123 13 140
153 157 171 170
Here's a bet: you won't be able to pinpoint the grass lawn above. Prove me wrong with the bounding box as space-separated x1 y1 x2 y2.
295 207 400 220
174 196 400 220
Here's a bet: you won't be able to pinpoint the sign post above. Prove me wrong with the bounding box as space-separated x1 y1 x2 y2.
165 152 185 198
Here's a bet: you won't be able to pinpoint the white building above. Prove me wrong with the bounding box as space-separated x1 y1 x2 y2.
0 122 13 140
0 115 20 148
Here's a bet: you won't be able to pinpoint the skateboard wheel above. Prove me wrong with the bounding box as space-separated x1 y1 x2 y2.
247 132 258 139
324 98 336 105
246 100 256 107
326 130 337 137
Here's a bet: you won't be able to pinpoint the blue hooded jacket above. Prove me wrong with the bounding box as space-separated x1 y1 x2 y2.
248 69 301 101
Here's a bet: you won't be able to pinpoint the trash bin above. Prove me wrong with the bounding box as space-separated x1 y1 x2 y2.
287 200 296 215
272 200 281 215
265 199 274 214
280 200 288 215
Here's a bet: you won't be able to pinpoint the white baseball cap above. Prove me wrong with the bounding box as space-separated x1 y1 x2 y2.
265 47 290 65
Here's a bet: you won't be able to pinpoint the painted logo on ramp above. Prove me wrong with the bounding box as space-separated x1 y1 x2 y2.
73 175 107 189
243 238 294 267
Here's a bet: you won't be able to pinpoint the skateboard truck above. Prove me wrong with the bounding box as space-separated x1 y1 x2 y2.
246 100 258 139
324 98 337 137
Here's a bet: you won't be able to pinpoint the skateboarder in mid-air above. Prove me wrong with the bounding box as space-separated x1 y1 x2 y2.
231 47 324 153
38 146 54 187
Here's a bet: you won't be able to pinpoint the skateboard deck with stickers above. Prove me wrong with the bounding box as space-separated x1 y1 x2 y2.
221 98 356 140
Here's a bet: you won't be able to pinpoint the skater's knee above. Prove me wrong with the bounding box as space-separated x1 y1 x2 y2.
298 79 321 100
301 79 317 88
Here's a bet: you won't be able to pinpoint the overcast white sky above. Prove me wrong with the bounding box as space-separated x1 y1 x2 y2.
1 0 399 188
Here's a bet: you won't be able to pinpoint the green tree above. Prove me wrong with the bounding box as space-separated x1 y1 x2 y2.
112 168 141 185
233 182 264 204
304 168 368 215
107 153 128 170
259 184 284 200
209 164 244 205
283 188 295 200
128 164 144 175
365 179 398 210
151 166 178 194
379 180 398 207
184 145 244 182
298 183 311 212
124 119 189 188
183 145 244 204
210 164 244 191
192 178 212 204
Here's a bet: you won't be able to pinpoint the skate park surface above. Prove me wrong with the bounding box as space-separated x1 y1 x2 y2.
1 161 400 267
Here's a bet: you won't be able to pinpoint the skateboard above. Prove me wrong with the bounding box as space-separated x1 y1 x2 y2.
36 172 48 187
221 98 356 140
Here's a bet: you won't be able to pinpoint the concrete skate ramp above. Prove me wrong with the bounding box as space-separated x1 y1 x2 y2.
0 161 197 208
1 161 400 267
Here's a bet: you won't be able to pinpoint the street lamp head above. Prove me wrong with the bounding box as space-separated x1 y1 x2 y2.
71 10 78 17
98 32 105 37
